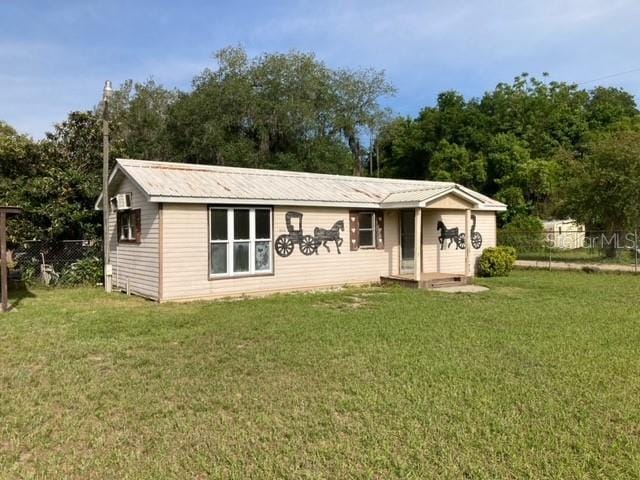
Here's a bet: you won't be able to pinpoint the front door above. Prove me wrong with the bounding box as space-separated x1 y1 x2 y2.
400 210 415 274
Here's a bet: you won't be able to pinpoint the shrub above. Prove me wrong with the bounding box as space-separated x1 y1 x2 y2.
478 246 517 277
59 256 103 286
498 215 545 253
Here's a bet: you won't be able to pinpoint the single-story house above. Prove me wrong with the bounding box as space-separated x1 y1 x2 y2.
543 219 585 250
96 159 506 301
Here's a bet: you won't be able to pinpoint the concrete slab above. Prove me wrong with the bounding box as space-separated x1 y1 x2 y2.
434 285 489 293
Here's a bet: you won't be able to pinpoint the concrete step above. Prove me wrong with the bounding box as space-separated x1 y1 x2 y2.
423 276 467 289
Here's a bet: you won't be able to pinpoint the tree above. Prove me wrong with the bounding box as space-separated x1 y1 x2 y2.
429 140 486 189
586 86 637 130
2 112 123 242
377 73 639 222
479 73 590 159
0 121 38 178
166 46 393 174
564 130 640 233
332 67 395 174
108 79 177 161
377 117 428 179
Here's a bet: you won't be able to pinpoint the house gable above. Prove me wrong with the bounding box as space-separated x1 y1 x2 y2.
424 192 475 210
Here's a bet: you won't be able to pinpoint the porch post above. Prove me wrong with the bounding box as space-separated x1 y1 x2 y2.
464 209 471 277
414 207 422 281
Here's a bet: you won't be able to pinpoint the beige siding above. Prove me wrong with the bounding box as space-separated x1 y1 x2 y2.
385 210 401 276
424 194 474 210
421 209 496 275
108 177 160 299
469 211 496 269
161 205 398 301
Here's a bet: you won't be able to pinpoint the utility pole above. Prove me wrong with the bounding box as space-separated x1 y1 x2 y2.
369 134 373 176
102 80 113 293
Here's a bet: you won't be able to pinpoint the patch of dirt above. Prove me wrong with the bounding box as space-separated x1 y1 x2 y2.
313 294 376 311
493 286 527 297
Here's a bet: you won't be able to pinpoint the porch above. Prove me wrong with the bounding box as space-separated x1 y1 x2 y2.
381 188 480 286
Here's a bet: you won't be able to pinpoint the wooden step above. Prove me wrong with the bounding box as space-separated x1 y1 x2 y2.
381 274 471 290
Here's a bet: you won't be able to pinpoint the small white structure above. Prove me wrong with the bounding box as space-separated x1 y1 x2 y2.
543 219 586 249
96 159 506 301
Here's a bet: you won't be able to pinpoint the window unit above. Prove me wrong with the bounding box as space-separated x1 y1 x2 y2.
209 207 273 278
117 209 141 244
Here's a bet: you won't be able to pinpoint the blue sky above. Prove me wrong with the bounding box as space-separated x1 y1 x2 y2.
2 0 640 138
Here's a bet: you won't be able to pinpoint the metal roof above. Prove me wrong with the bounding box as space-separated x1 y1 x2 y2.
97 159 506 211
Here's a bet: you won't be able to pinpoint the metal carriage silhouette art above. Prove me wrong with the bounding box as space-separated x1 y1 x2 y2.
275 212 317 257
436 215 482 250
275 212 345 257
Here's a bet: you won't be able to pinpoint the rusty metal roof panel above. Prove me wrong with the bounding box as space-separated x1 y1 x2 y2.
111 159 506 210
380 187 454 205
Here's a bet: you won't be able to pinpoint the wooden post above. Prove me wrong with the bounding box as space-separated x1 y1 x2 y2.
0 207 21 313
464 209 471 277
1 211 7 313
414 208 422 282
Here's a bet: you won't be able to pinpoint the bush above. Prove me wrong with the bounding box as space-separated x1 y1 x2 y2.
478 246 517 277
498 215 545 253
59 256 103 286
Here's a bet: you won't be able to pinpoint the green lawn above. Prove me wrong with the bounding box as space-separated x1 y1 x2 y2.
2 271 640 478
518 248 638 265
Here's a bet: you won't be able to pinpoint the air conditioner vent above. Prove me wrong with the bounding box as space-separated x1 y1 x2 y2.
110 193 132 211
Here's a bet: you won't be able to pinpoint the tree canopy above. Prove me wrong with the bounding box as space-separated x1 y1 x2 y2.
166 46 394 175
379 74 640 228
1 55 639 243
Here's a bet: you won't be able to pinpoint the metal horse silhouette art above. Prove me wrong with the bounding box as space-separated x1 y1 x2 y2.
314 220 344 254
275 212 344 257
437 215 483 250
437 220 463 250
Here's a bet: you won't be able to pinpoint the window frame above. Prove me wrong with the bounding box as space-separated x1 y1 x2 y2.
208 206 274 279
117 209 141 244
357 211 376 249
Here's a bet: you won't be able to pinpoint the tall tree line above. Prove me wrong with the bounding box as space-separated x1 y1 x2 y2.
378 74 640 229
0 47 393 242
1 50 639 242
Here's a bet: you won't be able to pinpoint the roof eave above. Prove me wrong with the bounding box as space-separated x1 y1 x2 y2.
147 196 383 209
147 195 506 211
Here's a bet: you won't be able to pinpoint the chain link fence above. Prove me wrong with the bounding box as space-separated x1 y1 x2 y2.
9 240 103 286
498 229 640 272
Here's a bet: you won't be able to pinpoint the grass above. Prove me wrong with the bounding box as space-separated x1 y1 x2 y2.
519 247 638 265
2 270 640 478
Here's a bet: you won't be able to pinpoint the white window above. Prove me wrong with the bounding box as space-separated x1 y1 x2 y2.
209 207 272 277
358 212 376 248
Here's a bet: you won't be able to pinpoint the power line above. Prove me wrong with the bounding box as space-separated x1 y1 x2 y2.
577 67 640 86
